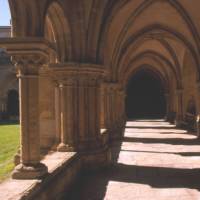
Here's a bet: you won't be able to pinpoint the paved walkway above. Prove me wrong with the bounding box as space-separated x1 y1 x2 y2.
67 120 200 200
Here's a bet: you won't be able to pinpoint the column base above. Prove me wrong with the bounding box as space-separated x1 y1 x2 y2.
77 139 103 152
14 150 20 166
12 163 48 180
109 125 125 142
57 143 74 152
166 112 176 124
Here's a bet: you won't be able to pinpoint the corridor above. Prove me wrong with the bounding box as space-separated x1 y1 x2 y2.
67 120 200 200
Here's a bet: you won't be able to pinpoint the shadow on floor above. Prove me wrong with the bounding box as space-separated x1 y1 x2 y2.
126 126 177 129
65 121 200 200
121 149 200 157
66 143 200 200
123 137 200 145
66 164 200 200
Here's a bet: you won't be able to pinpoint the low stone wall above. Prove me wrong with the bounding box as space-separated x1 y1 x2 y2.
0 152 81 200
0 133 112 200
23 155 81 200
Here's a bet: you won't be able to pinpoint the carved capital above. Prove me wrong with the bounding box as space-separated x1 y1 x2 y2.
13 54 49 75
50 62 107 87
0 37 56 75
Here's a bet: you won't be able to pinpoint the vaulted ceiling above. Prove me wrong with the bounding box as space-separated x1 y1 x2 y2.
7 0 200 86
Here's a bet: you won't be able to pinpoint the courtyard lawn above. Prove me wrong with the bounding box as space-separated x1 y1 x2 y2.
0 123 19 182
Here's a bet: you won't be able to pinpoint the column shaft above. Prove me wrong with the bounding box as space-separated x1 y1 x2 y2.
12 70 47 179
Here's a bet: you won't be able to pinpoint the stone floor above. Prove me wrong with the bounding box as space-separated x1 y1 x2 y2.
66 120 200 200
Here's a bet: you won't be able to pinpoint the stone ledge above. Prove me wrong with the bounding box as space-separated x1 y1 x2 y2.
0 152 80 200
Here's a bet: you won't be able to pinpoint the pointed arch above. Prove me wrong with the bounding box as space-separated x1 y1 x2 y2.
44 1 72 62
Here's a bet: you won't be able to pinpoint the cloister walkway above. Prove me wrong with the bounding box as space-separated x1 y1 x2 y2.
67 120 200 200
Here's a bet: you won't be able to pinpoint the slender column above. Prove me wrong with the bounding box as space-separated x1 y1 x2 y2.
100 85 106 128
105 85 113 131
57 84 68 151
196 82 200 138
50 64 106 153
78 75 102 151
53 82 61 148
104 86 111 130
165 93 170 121
119 90 126 126
57 79 76 152
175 89 183 126
196 82 200 114
12 55 47 179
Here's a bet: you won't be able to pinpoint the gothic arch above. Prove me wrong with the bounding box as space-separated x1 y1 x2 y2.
116 36 182 83
113 25 199 73
124 65 169 94
118 51 180 89
97 0 200 64
8 0 42 37
44 1 72 62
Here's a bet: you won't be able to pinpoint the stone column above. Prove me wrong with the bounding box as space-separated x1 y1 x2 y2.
0 38 55 179
50 63 110 168
11 55 48 179
118 90 126 128
104 84 113 133
195 82 200 137
175 89 183 127
77 74 102 151
56 78 77 152
102 83 125 141
52 82 61 149
100 84 106 129
165 93 170 121
104 85 111 130
196 82 200 114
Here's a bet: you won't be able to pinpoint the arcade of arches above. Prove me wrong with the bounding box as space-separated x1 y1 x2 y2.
1 0 200 199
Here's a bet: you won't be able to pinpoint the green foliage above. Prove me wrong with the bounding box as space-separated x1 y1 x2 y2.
0 124 19 182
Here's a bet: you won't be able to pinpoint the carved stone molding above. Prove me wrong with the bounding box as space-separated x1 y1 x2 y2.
0 38 56 75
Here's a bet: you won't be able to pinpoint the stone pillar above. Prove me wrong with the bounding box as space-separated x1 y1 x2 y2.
77 74 102 151
118 90 126 128
100 84 106 129
52 82 61 149
50 63 110 168
165 93 170 121
11 55 48 179
175 89 183 127
196 82 200 114
0 38 55 179
195 82 200 137
103 83 125 141
104 84 113 134
56 79 77 152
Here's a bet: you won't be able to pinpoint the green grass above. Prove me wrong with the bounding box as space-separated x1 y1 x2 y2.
0 123 19 182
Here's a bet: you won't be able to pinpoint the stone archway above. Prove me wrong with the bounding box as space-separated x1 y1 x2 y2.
126 69 166 119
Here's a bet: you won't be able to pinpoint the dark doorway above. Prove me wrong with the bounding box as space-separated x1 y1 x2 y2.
7 89 19 118
126 70 166 119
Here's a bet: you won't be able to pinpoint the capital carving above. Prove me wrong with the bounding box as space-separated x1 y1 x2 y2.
13 54 48 75
0 37 55 76
49 63 107 87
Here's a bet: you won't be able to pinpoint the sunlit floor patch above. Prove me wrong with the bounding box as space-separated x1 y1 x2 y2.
67 120 200 200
